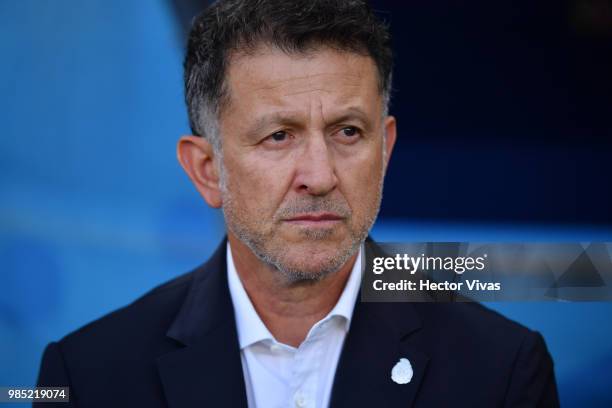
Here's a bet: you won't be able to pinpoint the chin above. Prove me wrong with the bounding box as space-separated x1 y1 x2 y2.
284 237 347 257
272 241 358 282
275 258 342 283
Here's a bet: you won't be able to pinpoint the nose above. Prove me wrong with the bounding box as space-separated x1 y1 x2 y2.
293 134 338 196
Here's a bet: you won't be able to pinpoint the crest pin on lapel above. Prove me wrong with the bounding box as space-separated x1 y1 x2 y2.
391 358 413 384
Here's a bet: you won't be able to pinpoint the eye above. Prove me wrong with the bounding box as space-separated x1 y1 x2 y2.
342 127 358 137
270 131 287 142
335 126 362 144
262 130 293 148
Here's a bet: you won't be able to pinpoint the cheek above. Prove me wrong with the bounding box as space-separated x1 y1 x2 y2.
223 151 295 212
336 145 384 213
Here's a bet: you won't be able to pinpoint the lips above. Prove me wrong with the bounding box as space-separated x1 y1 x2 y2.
286 213 344 222
284 213 344 226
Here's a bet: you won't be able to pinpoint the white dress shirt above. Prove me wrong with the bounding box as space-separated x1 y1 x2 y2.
227 243 362 408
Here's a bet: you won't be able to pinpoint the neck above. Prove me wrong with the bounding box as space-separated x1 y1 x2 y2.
228 233 357 348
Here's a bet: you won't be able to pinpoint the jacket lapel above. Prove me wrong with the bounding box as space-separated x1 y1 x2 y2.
156 240 248 408
155 237 429 407
330 241 430 408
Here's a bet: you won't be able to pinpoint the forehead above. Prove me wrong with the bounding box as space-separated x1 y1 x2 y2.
221 46 382 120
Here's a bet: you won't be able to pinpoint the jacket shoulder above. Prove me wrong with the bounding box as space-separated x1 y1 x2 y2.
58 267 198 355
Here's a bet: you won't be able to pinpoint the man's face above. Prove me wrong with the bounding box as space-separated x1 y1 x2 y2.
218 46 395 282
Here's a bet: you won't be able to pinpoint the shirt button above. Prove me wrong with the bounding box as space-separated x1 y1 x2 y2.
294 391 306 407
270 344 281 352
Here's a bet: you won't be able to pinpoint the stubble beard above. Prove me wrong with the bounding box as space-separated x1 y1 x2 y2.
219 163 384 285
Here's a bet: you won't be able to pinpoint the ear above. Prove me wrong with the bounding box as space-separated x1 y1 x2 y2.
177 135 223 208
382 115 397 173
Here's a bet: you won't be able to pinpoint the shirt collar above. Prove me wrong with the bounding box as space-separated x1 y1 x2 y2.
226 242 363 349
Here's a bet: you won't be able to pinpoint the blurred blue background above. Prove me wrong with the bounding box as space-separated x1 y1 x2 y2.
1 1 611 406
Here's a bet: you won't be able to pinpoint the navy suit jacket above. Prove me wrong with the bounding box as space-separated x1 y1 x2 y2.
36 239 559 407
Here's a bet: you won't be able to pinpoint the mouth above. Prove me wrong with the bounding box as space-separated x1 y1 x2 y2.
283 212 345 227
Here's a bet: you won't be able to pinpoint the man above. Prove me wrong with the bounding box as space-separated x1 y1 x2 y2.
36 0 559 407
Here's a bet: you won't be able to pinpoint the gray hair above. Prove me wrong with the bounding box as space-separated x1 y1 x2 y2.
184 0 394 151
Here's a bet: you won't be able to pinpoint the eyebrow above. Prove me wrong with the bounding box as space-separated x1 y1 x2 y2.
325 107 372 129
246 111 304 139
245 106 373 139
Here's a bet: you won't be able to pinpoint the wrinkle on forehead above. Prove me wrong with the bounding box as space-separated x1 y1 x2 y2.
221 46 382 129
246 72 365 93
267 83 362 100
238 72 369 110
227 46 374 93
